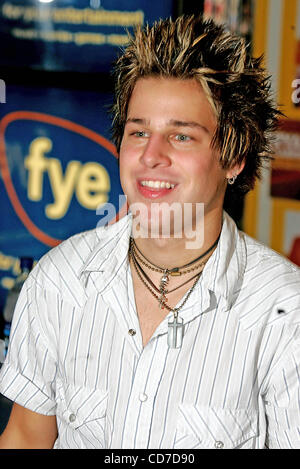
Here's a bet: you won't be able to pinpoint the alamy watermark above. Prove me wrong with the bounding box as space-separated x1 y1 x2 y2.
0 79 6 103
291 79 300 104
96 195 205 249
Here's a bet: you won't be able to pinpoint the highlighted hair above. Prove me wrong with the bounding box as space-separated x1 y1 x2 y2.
111 15 281 194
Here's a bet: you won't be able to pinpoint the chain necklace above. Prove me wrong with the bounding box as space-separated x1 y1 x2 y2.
129 248 201 348
129 234 220 348
131 240 207 278
130 233 220 276
130 234 219 313
130 246 205 301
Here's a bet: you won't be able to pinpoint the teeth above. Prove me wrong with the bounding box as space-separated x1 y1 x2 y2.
141 180 175 189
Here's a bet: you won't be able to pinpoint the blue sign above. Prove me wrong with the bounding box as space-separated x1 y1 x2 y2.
0 84 124 312
0 0 174 72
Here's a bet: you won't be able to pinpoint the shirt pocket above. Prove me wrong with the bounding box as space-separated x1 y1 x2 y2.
56 379 109 449
174 404 258 449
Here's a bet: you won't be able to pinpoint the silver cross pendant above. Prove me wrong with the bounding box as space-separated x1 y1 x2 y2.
167 315 184 348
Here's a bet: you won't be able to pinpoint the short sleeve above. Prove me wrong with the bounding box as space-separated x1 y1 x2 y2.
0 270 59 415
263 325 300 448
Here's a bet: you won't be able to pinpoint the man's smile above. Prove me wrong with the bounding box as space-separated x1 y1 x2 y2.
137 179 178 199
140 180 176 189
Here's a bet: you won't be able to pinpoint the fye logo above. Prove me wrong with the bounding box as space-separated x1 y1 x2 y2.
0 79 6 103
0 111 121 247
25 136 110 219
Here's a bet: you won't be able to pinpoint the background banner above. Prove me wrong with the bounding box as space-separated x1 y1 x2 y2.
0 0 173 73
0 84 123 312
0 0 174 326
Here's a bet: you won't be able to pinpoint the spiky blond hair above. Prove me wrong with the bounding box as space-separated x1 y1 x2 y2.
111 15 281 194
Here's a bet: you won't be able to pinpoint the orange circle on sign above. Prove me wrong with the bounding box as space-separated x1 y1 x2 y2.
0 111 118 247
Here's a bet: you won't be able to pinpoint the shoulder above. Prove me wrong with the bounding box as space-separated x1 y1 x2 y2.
241 230 299 279
30 217 131 298
35 227 101 277
236 230 300 330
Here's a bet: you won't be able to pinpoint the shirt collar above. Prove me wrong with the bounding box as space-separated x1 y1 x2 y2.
79 211 247 305
79 214 132 292
201 211 247 308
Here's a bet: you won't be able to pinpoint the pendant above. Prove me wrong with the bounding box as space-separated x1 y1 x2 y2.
160 272 169 290
167 315 184 348
170 268 181 276
159 271 169 310
159 295 168 309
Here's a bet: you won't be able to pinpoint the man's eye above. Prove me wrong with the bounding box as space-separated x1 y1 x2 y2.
175 134 191 142
134 131 147 137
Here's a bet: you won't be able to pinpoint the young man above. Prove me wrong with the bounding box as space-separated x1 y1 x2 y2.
0 15 299 449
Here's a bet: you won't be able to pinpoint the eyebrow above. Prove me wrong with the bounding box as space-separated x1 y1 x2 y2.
125 118 209 134
126 118 147 125
169 119 209 133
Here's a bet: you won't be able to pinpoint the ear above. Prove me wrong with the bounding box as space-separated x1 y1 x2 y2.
225 159 245 180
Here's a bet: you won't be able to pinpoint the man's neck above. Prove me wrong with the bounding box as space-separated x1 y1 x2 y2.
131 209 223 270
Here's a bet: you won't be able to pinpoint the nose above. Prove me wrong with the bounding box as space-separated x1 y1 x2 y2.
140 134 171 168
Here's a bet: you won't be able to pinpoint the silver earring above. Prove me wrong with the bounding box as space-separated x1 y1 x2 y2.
227 175 237 185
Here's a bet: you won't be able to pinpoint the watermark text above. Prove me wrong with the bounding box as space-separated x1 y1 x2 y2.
0 79 6 103
96 196 205 249
291 79 300 104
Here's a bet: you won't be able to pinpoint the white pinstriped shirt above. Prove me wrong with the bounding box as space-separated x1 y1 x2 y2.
0 212 300 449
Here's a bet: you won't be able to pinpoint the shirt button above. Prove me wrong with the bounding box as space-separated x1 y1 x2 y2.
214 440 224 449
69 413 76 423
139 393 148 402
128 329 136 336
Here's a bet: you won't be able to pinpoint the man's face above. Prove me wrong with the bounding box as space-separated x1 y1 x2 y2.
119 76 231 236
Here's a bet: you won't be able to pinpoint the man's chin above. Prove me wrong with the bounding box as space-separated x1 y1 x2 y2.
128 201 205 248
130 215 183 240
